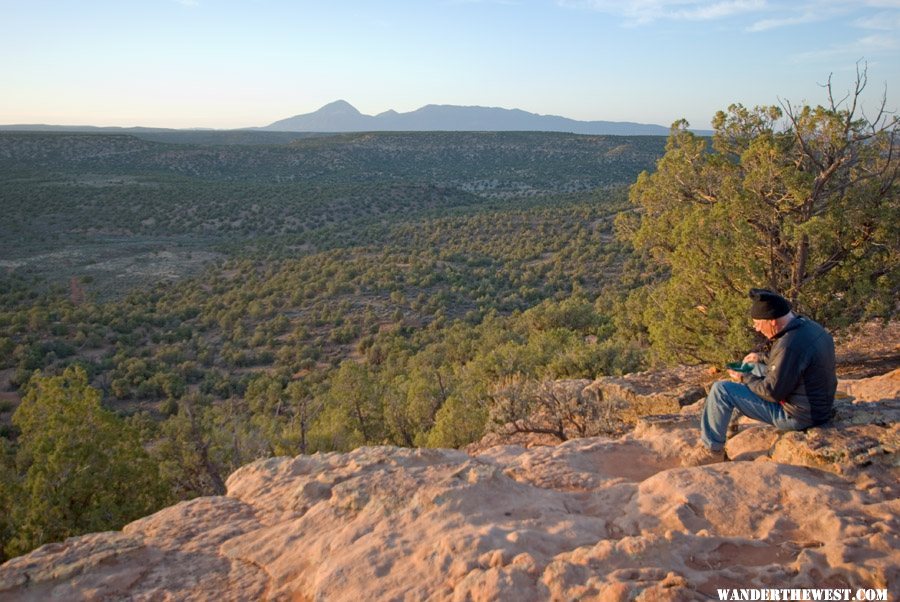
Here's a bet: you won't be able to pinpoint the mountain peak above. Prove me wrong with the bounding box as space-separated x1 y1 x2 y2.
316 100 361 115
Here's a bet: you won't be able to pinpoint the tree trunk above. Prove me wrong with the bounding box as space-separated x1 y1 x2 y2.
791 234 809 301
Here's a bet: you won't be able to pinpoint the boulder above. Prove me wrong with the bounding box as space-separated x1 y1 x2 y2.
839 368 900 403
583 365 710 423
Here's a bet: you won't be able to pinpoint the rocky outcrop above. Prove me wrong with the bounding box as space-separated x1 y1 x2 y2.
584 365 711 422
839 368 900 403
0 369 897 601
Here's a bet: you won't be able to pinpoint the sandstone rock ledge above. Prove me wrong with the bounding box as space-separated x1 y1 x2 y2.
0 371 897 601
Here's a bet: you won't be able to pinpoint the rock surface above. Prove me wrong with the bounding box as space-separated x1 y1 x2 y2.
1 370 898 601
583 365 712 422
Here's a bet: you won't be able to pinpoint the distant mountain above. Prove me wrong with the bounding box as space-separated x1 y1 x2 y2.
0 102 709 137
264 100 684 136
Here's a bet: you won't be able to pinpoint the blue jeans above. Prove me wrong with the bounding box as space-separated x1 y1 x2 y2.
700 380 810 451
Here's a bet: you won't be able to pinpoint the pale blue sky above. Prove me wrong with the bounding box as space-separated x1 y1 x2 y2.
2 0 898 129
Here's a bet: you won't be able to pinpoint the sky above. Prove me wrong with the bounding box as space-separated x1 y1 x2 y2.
2 0 898 129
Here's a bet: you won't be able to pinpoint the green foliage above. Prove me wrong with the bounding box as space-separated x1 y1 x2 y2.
623 75 898 363
0 436 17 562
274 301 648 454
425 394 489 448
0 127 663 559
5 367 166 558
312 361 385 450
524 296 602 334
152 395 231 501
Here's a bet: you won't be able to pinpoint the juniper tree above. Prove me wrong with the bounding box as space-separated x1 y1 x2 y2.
7 367 166 557
622 65 898 363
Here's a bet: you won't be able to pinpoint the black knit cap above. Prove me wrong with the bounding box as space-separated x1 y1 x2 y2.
748 288 791 319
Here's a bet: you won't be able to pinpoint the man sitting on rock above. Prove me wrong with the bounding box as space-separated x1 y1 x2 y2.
683 288 837 466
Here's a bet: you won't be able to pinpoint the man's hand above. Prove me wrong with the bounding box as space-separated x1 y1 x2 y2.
727 369 743 382
742 352 760 363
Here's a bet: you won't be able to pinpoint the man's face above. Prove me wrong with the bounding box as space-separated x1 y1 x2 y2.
752 318 778 339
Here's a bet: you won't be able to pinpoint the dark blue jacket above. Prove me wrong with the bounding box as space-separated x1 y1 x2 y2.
745 316 837 426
